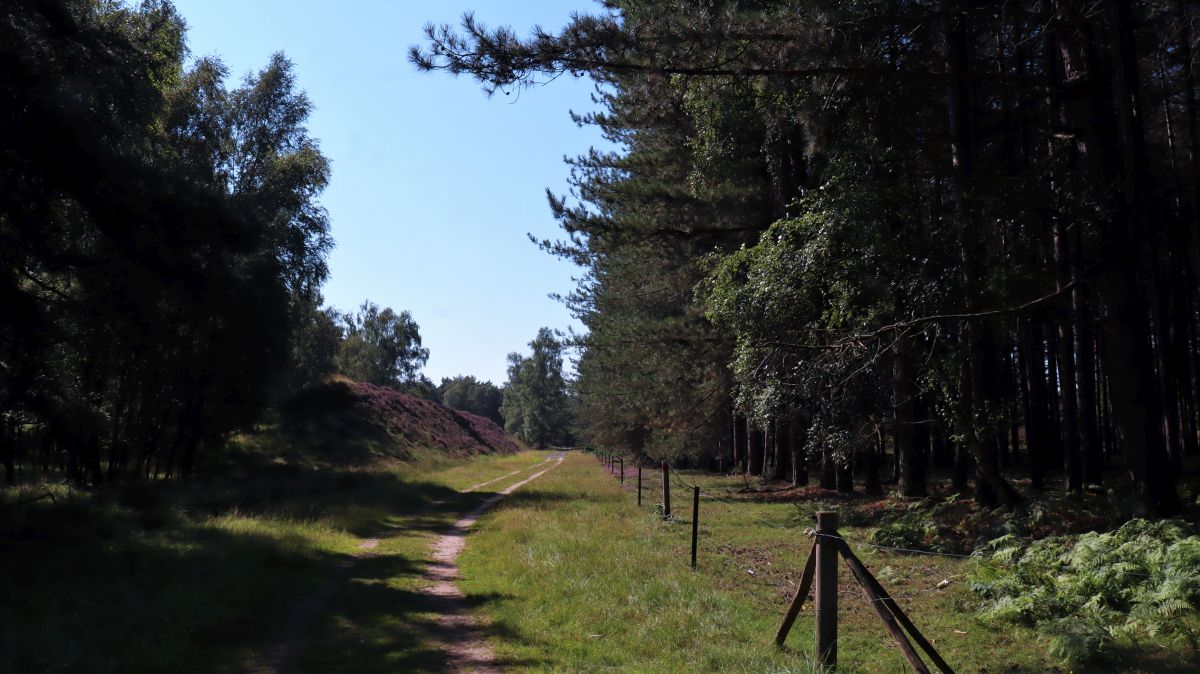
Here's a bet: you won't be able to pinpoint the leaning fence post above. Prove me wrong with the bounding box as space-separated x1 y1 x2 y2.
838 540 952 673
838 540 934 674
691 486 700 569
661 462 671 518
775 542 817 645
815 511 839 668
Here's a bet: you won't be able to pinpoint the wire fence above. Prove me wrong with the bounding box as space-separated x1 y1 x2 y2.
588 446 988 621
588 448 960 672
591 448 982 562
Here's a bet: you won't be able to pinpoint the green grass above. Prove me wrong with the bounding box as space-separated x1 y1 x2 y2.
287 450 561 673
0 428 553 674
457 452 1195 673
10 441 1192 673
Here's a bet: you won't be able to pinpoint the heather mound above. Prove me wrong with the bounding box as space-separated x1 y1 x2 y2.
281 378 520 464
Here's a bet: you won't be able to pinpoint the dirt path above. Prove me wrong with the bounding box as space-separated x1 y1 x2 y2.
241 453 564 674
422 452 566 673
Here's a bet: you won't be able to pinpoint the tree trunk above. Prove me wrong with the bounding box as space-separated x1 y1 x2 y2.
836 456 854 494
1095 0 1179 514
820 446 837 489
2 415 14 486
1055 221 1083 492
1045 330 1062 470
943 0 1020 507
864 430 883 496
792 416 808 487
733 413 747 473
1077 304 1103 484
952 439 970 495
778 417 793 483
748 426 764 477
894 339 926 496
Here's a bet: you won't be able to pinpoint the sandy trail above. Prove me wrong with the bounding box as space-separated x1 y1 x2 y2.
422 452 566 673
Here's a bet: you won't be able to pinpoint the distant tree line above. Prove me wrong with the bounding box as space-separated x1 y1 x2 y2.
417 0 1200 515
292 298 511 425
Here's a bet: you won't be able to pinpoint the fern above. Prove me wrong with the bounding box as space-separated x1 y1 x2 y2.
972 519 1200 665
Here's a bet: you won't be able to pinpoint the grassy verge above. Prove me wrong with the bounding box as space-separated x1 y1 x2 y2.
458 452 1193 673
0 428 550 674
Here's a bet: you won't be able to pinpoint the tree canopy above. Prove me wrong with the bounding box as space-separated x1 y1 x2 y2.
337 300 431 389
439 375 504 424
1 0 331 482
501 328 574 448
418 0 1200 515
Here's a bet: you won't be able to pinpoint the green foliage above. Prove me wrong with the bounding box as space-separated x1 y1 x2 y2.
0 1 331 479
868 495 979 555
972 519 1200 664
501 328 573 448
871 508 941 551
439 375 503 423
336 300 430 388
280 291 343 395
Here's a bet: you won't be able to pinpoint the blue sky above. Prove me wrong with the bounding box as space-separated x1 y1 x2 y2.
172 0 605 385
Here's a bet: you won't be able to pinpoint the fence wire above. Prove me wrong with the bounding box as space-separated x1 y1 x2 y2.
596 451 985 561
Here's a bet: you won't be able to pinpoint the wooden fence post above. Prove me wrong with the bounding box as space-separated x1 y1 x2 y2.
838 541 953 673
637 465 642 506
838 540 934 673
815 511 839 668
619 457 624 484
662 462 671 518
691 486 700 569
774 542 817 645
